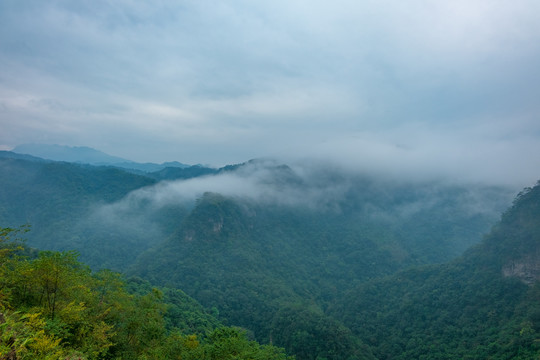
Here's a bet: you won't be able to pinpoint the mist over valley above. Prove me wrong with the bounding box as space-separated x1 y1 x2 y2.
2 147 539 358
2 1 540 357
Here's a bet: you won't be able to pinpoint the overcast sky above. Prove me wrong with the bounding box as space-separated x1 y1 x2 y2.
1 1 540 186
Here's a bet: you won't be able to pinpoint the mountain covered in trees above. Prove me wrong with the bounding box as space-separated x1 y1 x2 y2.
0 227 292 359
0 151 216 269
12 144 191 173
0 151 511 271
329 183 540 359
1 149 539 359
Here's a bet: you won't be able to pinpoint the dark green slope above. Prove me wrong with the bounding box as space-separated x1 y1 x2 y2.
130 193 379 360
132 193 300 333
0 155 155 223
0 227 292 359
467 184 540 275
0 154 162 269
146 164 218 181
330 181 540 359
2 151 527 359
130 175 512 360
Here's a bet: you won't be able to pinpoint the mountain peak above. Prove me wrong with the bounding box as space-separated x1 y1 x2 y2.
498 183 540 284
12 143 191 172
13 144 130 165
464 181 540 285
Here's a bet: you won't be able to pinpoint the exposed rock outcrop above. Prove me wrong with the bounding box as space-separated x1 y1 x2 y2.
502 248 540 285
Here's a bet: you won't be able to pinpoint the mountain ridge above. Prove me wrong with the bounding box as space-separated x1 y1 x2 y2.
12 143 191 172
2 148 537 359
128 172 517 359
328 180 540 359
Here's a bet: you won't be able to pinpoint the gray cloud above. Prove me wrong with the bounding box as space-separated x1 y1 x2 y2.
1 1 539 186
87 159 516 244
282 121 540 187
101 160 347 212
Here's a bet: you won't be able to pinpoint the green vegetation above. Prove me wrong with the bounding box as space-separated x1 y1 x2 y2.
3 151 539 359
329 182 540 359
0 155 159 269
0 226 293 359
0 153 511 272
129 187 516 359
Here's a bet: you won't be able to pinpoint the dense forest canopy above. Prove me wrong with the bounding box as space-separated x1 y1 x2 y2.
1 150 539 359
0 226 293 359
0 152 513 270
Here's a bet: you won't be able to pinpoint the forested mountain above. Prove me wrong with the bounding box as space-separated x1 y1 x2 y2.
0 151 511 271
128 165 516 359
0 152 158 269
0 152 216 269
330 182 540 359
131 179 540 359
13 144 131 165
12 144 191 173
0 227 292 359
3 149 537 359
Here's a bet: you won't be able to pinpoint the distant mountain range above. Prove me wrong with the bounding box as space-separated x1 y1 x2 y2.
2 147 538 359
13 143 191 172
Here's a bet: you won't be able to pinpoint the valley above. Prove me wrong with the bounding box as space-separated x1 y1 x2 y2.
1 149 538 359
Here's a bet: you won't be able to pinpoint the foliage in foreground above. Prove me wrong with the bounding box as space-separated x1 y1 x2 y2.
0 226 293 360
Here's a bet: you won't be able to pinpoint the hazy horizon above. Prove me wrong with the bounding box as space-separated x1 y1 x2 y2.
2 1 540 186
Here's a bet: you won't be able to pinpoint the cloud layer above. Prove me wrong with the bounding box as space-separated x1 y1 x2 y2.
87 160 516 247
1 1 540 186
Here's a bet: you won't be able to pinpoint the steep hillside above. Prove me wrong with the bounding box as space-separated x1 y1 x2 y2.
130 169 514 360
131 193 380 359
2 149 533 359
12 144 192 172
0 154 162 269
330 181 540 359
0 227 292 360
13 144 131 164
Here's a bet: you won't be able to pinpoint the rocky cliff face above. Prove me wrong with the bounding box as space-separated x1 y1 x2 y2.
502 248 540 285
